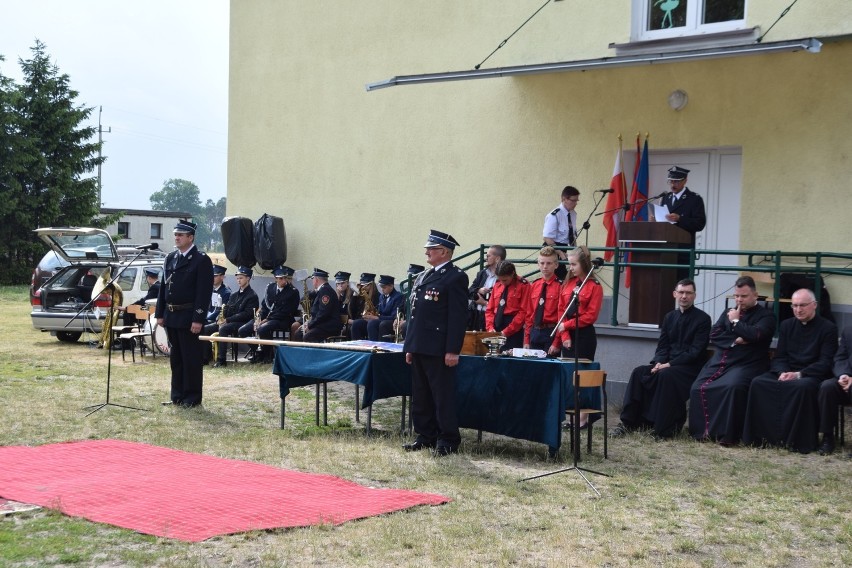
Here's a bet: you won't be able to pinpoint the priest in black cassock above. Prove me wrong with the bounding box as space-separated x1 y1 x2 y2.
611 279 711 439
817 325 852 455
742 289 838 453
688 276 776 445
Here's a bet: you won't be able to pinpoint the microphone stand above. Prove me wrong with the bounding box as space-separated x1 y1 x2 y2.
574 191 608 248
74 248 155 417
521 266 609 494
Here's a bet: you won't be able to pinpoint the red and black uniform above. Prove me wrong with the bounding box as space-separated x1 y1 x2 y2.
552 277 603 359
485 276 530 351
523 275 562 351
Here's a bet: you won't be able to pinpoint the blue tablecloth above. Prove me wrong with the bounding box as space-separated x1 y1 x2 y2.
273 346 600 449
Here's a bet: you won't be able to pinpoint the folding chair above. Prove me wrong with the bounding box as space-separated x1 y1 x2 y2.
565 370 608 458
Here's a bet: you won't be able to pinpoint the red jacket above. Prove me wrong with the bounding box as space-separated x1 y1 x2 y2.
552 277 603 350
485 277 530 338
523 275 562 346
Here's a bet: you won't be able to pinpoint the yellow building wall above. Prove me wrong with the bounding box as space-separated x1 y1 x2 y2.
228 1 852 304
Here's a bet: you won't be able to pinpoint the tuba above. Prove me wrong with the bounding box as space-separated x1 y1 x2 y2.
359 282 378 317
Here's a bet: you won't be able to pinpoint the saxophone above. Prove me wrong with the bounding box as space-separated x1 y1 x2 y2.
299 278 311 332
253 307 262 337
359 282 378 317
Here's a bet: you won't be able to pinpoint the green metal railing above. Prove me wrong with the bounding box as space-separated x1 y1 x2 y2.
444 244 852 327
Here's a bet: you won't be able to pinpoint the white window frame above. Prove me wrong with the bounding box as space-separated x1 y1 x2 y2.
633 0 747 42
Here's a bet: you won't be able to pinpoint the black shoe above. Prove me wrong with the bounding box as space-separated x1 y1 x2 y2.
818 439 835 456
432 445 458 457
403 439 436 452
609 423 631 438
213 361 227 368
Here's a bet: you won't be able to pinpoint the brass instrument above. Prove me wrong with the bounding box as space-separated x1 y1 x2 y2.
211 303 227 361
253 307 262 337
359 282 378 317
393 307 403 343
299 277 312 332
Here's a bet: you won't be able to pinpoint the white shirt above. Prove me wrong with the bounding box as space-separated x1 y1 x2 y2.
542 203 576 245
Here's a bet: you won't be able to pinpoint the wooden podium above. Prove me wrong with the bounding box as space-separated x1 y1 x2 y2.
620 222 692 326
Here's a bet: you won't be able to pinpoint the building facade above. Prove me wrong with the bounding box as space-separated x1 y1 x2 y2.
227 1 852 323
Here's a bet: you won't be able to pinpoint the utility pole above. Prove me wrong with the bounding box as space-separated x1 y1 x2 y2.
97 106 111 206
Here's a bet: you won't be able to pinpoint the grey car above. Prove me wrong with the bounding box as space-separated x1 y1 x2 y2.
30 227 166 343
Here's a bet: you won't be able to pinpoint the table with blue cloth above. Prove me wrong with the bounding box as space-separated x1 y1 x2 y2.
273 343 600 452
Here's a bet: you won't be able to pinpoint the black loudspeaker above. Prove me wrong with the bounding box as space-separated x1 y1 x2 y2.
221 216 256 268
254 213 287 270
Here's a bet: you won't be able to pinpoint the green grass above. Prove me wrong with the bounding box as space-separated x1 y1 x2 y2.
1 285 851 567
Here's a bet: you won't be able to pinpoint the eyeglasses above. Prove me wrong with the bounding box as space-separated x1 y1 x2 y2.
791 302 815 309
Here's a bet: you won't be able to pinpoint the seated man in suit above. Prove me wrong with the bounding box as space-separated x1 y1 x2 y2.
207 266 259 368
240 265 300 364
290 268 342 343
817 324 852 455
352 275 404 341
611 279 711 439
205 264 231 325
743 289 838 453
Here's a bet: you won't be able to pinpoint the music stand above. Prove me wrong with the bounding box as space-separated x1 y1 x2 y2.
520 265 609 495
67 250 152 417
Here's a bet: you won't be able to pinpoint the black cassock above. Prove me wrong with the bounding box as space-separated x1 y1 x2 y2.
688 303 776 443
620 305 711 437
742 315 838 453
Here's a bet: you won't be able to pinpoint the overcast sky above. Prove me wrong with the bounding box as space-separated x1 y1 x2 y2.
1 0 229 210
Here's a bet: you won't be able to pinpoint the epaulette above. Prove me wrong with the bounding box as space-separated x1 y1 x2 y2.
520 277 529 284
551 208 560 215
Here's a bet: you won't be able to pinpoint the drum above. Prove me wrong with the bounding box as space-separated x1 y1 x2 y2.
152 322 171 356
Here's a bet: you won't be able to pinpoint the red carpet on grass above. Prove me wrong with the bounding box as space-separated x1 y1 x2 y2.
0 439 449 542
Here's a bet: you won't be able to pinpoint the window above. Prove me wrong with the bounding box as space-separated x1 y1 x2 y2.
635 0 746 41
117 222 130 239
150 223 162 240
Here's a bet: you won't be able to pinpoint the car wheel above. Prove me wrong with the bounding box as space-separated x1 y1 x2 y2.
56 331 83 343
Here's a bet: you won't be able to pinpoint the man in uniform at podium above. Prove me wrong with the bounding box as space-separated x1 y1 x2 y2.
660 166 706 280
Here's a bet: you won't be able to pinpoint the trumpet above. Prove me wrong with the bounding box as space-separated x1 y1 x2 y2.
253 307 262 337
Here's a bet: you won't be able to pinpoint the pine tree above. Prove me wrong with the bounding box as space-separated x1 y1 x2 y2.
0 40 104 284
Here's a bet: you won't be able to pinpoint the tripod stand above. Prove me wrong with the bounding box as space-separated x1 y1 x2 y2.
520 265 609 495
69 250 153 417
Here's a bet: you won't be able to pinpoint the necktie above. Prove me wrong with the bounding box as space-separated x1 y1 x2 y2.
494 285 509 330
533 282 547 327
567 213 575 246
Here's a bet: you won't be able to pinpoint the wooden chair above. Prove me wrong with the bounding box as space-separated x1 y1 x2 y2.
120 304 154 362
565 370 608 458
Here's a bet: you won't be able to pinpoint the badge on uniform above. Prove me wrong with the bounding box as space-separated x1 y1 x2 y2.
321 295 330 305
538 298 545 306
499 298 506 307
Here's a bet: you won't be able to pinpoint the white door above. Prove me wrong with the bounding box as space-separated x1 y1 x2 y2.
627 148 743 322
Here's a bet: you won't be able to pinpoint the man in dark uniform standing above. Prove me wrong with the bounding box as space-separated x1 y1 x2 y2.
156 219 213 407
242 265 300 363
659 166 706 280
403 229 469 456
292 268 341 343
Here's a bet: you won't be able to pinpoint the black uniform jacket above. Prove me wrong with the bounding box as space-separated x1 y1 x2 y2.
260 282 300 321
222 286 260 324
403 262 469 357
156 246 214 328
660 188 706 245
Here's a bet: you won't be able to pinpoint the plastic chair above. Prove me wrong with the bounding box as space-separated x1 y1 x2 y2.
565 370 608 458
